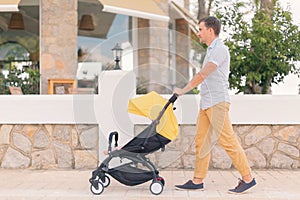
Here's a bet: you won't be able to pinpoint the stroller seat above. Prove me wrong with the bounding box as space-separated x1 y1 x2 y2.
121 122 171 154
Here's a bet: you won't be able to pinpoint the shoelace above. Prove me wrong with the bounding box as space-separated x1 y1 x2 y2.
186 180 192 185
235 178 244 189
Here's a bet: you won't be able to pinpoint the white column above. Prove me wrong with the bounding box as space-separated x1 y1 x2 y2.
97 70 136 161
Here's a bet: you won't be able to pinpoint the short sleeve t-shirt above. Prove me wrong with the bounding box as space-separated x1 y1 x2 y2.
200 38 230 110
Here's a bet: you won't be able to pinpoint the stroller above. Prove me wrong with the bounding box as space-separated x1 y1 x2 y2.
89 92 178 195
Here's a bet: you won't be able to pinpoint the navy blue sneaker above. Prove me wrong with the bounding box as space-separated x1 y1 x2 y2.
228 178 256 194
175 180 204 190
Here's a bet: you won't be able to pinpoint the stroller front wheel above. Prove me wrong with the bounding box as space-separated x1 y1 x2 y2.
90 180 104 195
150 181 163 195
100 175 110 187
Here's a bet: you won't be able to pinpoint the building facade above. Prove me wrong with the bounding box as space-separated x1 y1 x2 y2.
0 0 195 95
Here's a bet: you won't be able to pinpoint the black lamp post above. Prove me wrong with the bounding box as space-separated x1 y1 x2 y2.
112 43 123 70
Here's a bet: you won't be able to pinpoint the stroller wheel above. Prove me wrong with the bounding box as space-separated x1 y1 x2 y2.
157 177 165 186
150 181 163 195
100 175 110 187
90 180 104 195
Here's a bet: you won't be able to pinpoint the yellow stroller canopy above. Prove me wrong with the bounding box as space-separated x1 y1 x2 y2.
128 91 178 140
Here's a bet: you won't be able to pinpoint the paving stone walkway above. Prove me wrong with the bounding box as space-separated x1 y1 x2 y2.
0 169 299 200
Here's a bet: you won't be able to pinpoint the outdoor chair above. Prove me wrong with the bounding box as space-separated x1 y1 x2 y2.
9 86 23 95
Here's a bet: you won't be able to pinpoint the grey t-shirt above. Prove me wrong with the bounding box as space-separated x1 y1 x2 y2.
200 38 230 110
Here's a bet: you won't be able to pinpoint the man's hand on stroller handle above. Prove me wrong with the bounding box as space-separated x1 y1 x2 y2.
173 87 184 96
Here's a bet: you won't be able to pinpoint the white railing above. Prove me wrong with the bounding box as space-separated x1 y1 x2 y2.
0 71 299 159
1 71 300 127
129 94 300 125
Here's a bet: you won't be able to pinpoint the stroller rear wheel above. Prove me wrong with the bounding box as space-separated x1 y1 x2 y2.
157 176 165 186
90 180 104 195
150 181 163 195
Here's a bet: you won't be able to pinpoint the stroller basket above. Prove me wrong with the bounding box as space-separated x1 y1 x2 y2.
108 163 156 186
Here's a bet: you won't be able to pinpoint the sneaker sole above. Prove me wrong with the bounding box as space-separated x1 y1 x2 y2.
175 187 204 191
227 186 255 194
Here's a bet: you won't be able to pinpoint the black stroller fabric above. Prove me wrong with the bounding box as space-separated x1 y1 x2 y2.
121 123 171 154
108 163 156 186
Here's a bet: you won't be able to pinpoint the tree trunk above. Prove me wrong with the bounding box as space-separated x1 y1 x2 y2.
244 79 272 94
197 0 207 20
207 0 214 16
261 0 274 10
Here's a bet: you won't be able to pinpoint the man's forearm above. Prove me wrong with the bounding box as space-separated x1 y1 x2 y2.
181 73 204 94
174 62 217 95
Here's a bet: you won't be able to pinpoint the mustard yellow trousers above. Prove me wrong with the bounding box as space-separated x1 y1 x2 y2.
194 102 251 179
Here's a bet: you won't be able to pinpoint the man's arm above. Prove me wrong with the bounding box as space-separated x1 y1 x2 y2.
173 62 217 95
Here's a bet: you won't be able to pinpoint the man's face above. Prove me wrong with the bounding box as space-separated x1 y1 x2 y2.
197 22 211 44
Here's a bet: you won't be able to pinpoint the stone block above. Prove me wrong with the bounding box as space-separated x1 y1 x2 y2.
278 143 299 158
23 125 39 138
0 145 8 163
274 126 300 143
13 133 32 154
245 147 266 168
257 137 276 157
156 150 183 169
182 154 196 169
32 149 56 169
44 125 53 136
245 126 272 146
33 129 50 149
53 125 72 142
167 137 182 151
1 147 30 169
211 145 232 169
71 128 79 148
74 150 98 169
13 125 24 132
179 132 196 154
53 142 73 168
270 152 296 169
79 127 98 149
234 125 253 135
0 125 13 145
180 125 196 136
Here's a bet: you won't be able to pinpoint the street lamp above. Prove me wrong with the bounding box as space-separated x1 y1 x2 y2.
112 43 123 70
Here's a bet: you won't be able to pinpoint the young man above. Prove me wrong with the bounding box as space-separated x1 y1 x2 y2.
173 16 256 194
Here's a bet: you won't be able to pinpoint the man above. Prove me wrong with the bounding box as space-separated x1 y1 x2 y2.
173 16 256 194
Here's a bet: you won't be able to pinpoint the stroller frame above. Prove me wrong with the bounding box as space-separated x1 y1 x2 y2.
89 94 178 195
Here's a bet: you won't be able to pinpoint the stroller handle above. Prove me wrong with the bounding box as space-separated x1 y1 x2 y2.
169 93 179 103
155 93 178 122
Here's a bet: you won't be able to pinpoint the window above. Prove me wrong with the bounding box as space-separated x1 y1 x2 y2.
0 2 40 94
78 1 133 79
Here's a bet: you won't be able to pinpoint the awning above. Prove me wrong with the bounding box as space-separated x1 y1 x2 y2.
0 0 20 12
98 0 169 22
78 1 115 39
170 0 198 34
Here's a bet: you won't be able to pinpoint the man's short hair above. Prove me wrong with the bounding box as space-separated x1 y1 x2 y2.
199 16 221 36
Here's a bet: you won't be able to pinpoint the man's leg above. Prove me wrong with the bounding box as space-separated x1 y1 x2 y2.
193 109 213 182
175 109 212 190
207 102 256 193
208 102 251 177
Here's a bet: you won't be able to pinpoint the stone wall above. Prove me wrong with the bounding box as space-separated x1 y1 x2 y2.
135 124 300 170
0 124 98 169
1 124 299 170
